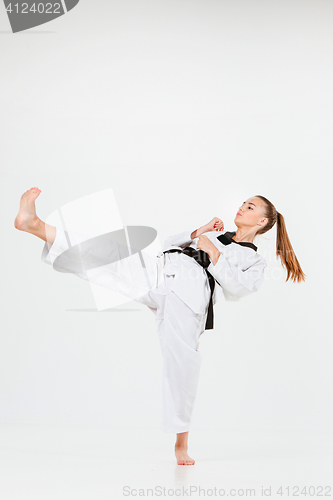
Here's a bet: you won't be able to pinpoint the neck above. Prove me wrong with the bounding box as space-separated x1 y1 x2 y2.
233 228 257 244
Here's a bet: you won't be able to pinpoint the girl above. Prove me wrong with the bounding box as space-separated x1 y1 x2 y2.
14 188 305 465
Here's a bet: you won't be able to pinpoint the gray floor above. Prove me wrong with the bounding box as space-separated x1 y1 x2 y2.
0 425 332 499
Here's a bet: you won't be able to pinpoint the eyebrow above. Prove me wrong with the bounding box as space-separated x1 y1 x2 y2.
243 201 256 207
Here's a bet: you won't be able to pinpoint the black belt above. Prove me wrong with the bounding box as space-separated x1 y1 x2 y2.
162 247 216 331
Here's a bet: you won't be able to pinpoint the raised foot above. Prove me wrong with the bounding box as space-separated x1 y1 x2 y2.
14 187 41 231
175 446 195 465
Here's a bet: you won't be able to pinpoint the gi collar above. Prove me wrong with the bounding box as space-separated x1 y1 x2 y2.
217 231 257 252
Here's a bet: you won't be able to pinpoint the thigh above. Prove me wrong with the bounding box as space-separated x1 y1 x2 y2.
152 291 206 351
167 292 206 350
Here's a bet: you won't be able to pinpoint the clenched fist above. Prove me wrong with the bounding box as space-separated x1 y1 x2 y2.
190 217 224 241
205 217 224 232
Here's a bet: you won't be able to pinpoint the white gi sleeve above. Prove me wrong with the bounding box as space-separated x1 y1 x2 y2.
207 252 267 300
162 231 194 251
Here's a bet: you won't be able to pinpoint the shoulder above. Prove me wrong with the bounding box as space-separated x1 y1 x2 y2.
224 243 267 269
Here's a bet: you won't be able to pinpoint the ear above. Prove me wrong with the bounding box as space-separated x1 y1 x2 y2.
259 217 268 226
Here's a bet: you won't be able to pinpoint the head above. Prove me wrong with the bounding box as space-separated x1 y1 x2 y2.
234 196 276 233
234 195 306 283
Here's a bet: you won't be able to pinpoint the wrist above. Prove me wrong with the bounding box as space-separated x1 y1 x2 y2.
198 225 208 236
191 226 206 239
209 249 220 266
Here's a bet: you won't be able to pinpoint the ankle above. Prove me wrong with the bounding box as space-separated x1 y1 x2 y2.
29 216 42 231
175 443 188 450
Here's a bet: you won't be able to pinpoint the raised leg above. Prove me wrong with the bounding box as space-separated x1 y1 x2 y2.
15 187 161 310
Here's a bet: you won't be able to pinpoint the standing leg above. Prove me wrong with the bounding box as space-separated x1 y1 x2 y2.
175 431 191 465
150 290 206 465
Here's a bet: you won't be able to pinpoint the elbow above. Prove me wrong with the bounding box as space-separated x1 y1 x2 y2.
223 284 255 299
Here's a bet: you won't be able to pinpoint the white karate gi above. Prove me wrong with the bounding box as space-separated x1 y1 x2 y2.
41 226 267 434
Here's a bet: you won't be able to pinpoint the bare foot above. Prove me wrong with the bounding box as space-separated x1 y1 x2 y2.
14 187 41 231
175 445 195 465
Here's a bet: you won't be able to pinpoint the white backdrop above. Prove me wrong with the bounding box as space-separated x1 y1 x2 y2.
1 0 332 437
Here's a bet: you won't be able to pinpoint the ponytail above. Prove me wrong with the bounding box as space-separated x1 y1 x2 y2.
275 211 306 282
255 196 306 283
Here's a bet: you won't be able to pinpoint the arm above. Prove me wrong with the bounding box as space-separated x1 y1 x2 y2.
162 230 194 251
163 217 225 251
207 252 267 299
196 234 266 297
162 226 214 251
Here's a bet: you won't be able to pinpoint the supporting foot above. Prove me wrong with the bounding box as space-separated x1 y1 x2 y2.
175 445 195 465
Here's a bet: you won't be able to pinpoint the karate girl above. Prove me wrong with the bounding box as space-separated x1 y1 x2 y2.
14 187 305 465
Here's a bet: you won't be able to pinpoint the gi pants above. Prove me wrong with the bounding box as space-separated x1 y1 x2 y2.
41 227 208 434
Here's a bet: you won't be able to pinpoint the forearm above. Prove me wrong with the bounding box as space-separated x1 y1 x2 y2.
162 230 194 250
190 225 208 239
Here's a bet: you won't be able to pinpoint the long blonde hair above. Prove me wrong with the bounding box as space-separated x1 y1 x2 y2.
255 195 306 283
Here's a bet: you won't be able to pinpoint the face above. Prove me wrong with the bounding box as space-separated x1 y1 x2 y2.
234 196 267 230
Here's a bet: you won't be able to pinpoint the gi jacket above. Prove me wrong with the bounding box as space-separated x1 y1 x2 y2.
157 228 267 315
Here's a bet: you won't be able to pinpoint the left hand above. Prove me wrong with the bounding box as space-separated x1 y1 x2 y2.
197 235 220 264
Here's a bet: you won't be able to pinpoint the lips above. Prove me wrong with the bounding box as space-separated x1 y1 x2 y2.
236 212 242 216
